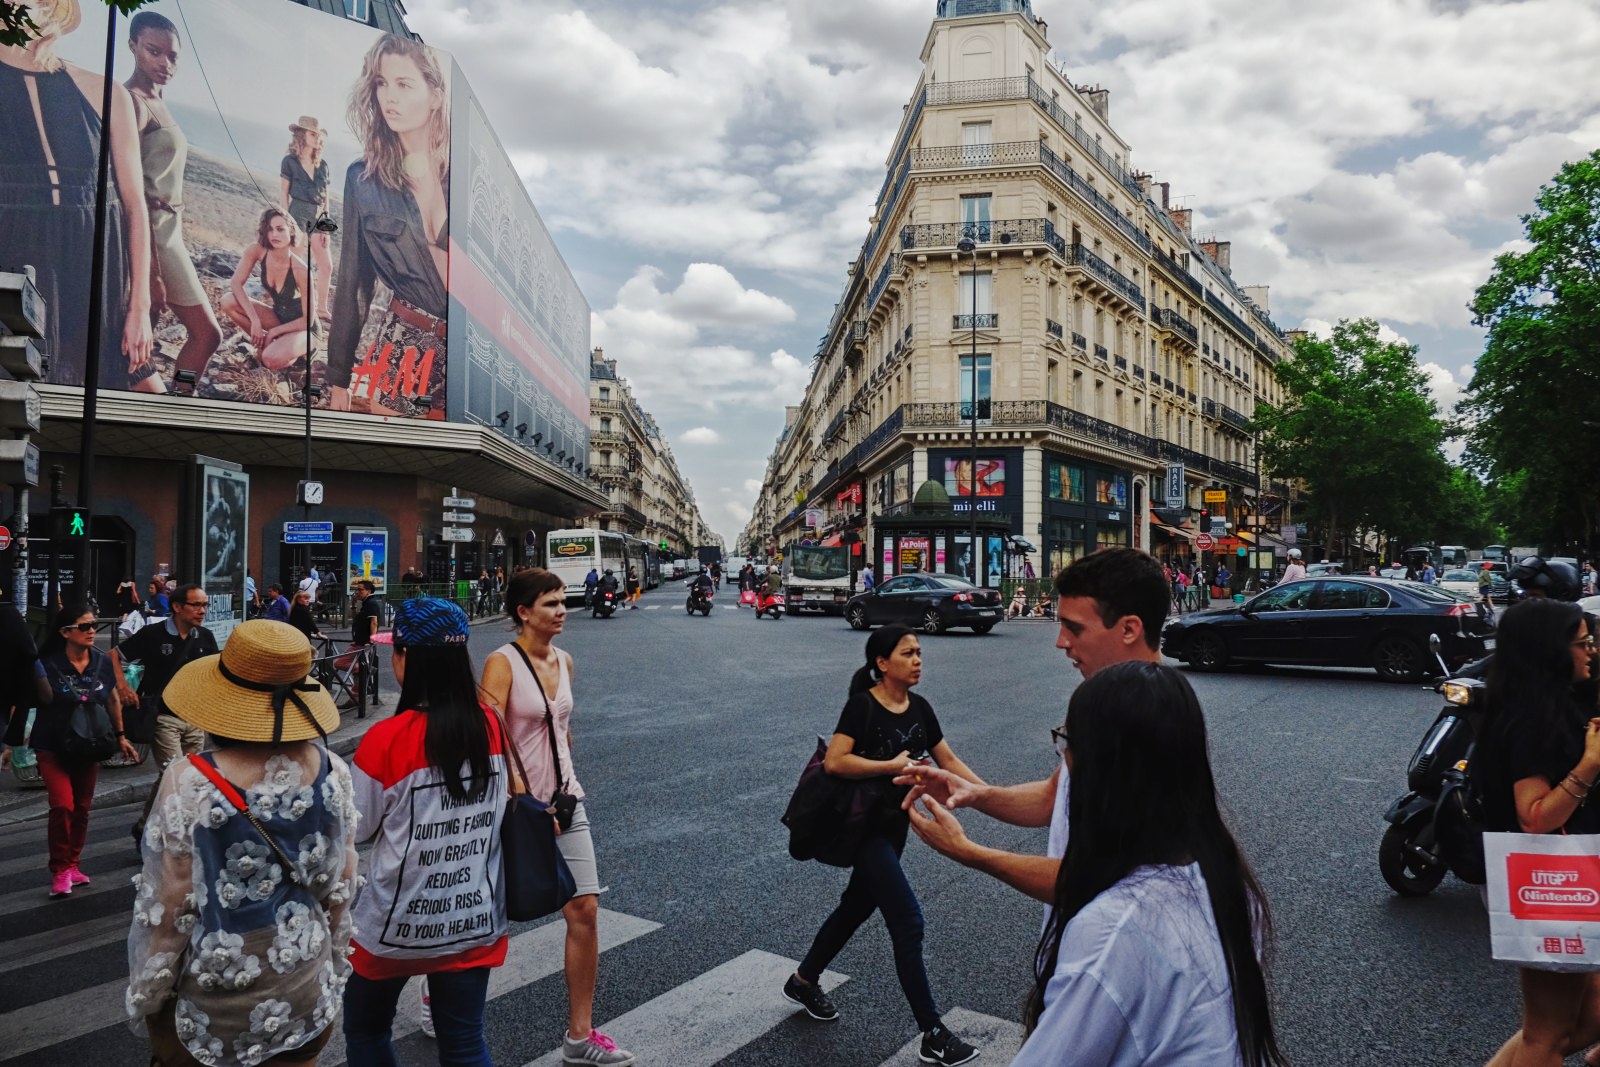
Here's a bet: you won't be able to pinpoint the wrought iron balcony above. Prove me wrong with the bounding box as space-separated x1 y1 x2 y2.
866 254 901 313
1067 244 1147 312
590 430 628 448
954 313 999 329
1114 354 1128 370
1155 307 1199 346
1152 248 1205 301
912 141 1044 169
1072 332 1087 350
1046 319 1064 339
1202 398 1217 418
1133 365 1145 379
1205 291 1259 346
1164 378 1176 392
1094 344 1109 361
592 463 630 484
1219 404 1252 431
901 217 1065 256
590 398 625 415
1202 343 1211 356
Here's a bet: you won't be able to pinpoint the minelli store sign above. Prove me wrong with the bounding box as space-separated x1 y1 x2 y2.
1487 833 1600 970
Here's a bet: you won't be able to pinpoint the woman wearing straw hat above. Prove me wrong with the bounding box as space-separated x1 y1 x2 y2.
125 620 357 1067
342 597 511 1066
281 116 333 322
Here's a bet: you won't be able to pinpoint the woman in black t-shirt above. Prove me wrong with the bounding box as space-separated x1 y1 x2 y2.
782 624 983 1067
1475 598 1600 1067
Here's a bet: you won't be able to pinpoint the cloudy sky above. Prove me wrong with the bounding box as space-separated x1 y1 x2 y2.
405 0 1600 545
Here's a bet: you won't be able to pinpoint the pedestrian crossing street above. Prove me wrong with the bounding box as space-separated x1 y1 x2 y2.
0 804 1027 1066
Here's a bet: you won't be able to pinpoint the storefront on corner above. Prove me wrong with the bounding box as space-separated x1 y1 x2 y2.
873 475 1012 585
1039 452 1134 577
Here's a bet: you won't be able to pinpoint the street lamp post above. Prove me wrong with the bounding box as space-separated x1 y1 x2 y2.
956 235 980 583
301 212 338 584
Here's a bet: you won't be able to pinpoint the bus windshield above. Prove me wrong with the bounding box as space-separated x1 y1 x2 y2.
790 545 850 581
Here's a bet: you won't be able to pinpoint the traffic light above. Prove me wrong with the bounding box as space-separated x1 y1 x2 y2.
659 540 668 551
52 505 90 543
1198 508 1209 530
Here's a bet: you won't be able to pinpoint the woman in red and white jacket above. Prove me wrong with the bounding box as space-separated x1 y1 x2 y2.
343 597 508 1067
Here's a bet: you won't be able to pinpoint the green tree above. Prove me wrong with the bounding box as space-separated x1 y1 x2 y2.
1255 318 1453 559
1462 150 1600 553
1 0 154 47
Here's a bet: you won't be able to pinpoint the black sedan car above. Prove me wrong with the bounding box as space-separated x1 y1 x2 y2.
1160 577 1495 682
845 573 1003 634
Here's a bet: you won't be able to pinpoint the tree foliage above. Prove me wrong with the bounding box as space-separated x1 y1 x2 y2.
1255 318 1455 557
1462 150 1600 552
0 0 154 47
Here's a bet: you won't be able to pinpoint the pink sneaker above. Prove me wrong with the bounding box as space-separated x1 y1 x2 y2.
68 867 91 886
49 871 72 898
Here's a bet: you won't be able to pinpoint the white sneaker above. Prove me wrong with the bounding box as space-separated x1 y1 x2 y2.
562 1029 635 1065
419 983 435 1038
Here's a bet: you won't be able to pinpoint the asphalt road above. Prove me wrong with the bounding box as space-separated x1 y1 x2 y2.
1 586 1528 1065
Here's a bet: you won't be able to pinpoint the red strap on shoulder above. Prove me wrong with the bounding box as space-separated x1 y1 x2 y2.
187 753 248 810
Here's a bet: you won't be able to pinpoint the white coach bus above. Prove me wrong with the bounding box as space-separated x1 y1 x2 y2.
546 528 627 603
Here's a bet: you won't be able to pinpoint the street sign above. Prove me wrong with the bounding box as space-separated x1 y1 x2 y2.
1165 463 1184 509
442 511 476 524
443 496 476 509
283 521 334 545
441 526 475 543
1195 533 1215 551
1203 489 1227 504
492 530 506 547
0 526 10 552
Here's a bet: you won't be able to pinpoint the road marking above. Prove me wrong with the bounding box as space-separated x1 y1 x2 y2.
521 950 847 1067
876 1007 1026 1065
319 908 660 1065
0 857 140 914
0 911 133 974
644 605 661 610
1339 776 1378 784
0 907 658 1064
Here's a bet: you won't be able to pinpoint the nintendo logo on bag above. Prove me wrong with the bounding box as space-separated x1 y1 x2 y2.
1508 854 1600 921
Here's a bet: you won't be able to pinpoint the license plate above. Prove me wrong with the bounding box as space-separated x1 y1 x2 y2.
1482 638 1495 651
977 610 996 617
834 595 847 602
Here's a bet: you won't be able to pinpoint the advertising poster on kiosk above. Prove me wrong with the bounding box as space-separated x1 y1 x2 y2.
198 462 248 642
944 457 1006 497
2 0 451 415
346 528 388 595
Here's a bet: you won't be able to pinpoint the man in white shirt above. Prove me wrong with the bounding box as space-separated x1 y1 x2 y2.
893 548 1168 903
1279 548 1308 584
298 566 320 604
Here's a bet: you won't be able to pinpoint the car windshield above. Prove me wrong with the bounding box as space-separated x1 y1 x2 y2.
1442 569 1478 581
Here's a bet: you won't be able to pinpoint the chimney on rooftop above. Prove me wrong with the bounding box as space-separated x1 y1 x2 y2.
1080 85 1110 121
1170 208 1192 235
1242 286 1270 314
1158 182 1171 210
1200 240 1232 276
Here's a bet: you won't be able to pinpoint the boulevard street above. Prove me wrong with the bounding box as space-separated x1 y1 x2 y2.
2 593 1521 1065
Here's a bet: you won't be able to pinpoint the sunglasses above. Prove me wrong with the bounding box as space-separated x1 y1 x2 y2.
1051 727 1070 759
65 621 97 633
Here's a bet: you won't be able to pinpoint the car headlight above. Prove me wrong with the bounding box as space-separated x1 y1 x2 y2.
1441 681 1476 707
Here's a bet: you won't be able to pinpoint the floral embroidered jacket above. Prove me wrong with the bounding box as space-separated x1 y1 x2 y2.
126 747 360 1067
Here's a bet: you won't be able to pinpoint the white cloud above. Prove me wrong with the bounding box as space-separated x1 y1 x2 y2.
682 426 722 445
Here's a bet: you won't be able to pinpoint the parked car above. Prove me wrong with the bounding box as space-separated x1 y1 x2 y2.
844 573 1003 635
1307 562 1344 578
1436 568 1484 600
1160 577 1496 682
1376 564 1408 581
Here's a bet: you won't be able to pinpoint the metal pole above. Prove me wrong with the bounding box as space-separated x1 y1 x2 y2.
46 464 64 614
303 217 314 588
968 249 979 584
75 9 119 607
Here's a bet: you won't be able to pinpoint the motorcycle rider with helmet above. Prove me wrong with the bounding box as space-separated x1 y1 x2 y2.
1280 548 1308 584
686 568 714 608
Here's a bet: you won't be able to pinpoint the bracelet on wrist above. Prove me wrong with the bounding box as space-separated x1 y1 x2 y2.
1562 780 1587 802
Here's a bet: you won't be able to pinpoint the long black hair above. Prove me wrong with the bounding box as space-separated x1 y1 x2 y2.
39 602 94 659
1026 662 1285 1067
1478 598 1586 809
848 624 918 695
394 643 493 804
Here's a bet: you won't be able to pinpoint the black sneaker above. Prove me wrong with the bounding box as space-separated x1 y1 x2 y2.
781 974 839 1022
919 1025 978 1066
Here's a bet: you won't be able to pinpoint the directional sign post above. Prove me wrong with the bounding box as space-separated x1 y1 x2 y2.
442 511 476 524
442 496 476 509
441 526 475 543
284 521 335 545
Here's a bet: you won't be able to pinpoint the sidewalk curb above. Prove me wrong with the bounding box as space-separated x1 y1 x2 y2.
0 698 393 826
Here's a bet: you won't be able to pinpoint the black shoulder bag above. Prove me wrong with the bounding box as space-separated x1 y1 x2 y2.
507 644 580 832
489 704 577 921
781 698 881 867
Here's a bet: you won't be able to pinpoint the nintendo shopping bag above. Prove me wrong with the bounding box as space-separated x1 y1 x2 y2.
1485 831 1600 972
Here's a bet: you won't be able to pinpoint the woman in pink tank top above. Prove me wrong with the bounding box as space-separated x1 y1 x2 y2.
479 569 635 1067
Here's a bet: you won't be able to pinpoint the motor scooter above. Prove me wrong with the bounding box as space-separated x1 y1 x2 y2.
1378 635 1488 896
754 588 785 620
593 587 620 619
686 581 713 616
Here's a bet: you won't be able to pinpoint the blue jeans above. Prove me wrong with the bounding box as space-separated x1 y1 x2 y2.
343 967 492 1067
798 833 941 1032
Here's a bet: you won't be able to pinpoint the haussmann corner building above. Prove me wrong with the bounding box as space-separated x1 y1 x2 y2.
744 0 1301 586
0 0 621 628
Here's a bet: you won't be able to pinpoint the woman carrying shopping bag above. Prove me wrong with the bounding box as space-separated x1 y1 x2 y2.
481 569 635 1066
124 619 356 1066
1474 597 1600 1067
783 624 983 1066
342 597 510 1066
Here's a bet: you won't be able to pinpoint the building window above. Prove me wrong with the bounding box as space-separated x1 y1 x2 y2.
960 195 992 239
1046 359 1058 404
959 354 991 419
961 121 992 147
599 386 610 401
958 271 993 316
343 0 371 20
600 418 612 433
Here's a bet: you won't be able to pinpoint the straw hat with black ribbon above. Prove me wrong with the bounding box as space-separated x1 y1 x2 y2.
163 620 340 744
288 115 326 138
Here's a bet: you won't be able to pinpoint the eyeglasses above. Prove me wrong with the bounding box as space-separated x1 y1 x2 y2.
66 621 97 633
182 600 209 608
1050 727 1070 758
1575 636 1597 651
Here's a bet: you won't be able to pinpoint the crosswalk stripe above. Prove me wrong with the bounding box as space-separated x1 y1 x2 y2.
643 605 661 610
318 908 660 1066
876 1007 1025 1066
0 861 138 914
520 950 847 1067
0 907 659 1065
0 911 132 974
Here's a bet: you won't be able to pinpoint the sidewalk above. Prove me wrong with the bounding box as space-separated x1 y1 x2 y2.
0 690 398 825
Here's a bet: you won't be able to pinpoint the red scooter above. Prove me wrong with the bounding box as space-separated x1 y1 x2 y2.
754 588 785 620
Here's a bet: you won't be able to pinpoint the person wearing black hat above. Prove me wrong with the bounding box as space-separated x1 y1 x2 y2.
126 619 355 1067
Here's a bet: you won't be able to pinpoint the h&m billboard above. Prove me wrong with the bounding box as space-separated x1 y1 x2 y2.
0 0 587 455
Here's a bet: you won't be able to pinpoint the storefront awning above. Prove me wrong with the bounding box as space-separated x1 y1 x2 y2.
1149 512 1196 542
820 533 843 548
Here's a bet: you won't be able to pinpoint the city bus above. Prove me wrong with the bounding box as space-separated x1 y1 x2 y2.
621 535 660 590
546 528 627 603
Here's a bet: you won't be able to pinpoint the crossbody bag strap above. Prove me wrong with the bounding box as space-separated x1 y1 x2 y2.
185 754 305 886
507 643 567 795
485 703 537 798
